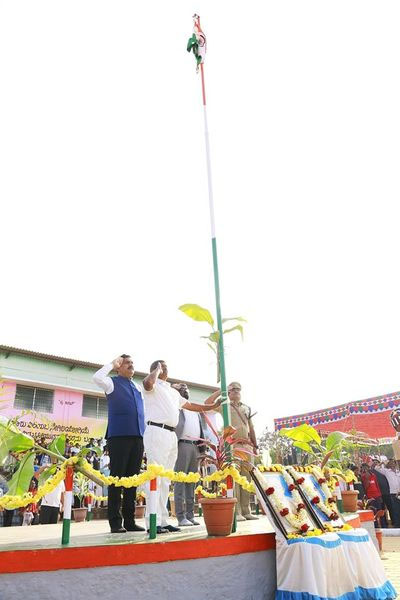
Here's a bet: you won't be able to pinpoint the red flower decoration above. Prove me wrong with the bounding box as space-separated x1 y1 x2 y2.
311 496 320 504
288 484 295 491
300 524 309 532
318 478 326 484
329 512 338 521
280 508 289 517
297 477 305 485
297 503 305 511
328 497 335 504
266 487 275 496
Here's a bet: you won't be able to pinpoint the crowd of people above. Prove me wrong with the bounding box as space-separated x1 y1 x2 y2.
354 460 400 527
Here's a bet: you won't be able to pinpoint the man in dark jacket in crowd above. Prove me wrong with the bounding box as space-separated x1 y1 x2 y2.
371 459 396 526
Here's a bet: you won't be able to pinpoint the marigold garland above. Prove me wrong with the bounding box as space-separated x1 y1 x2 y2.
0 457 79 510
257 467 313 534
0 459 255 509
195 485 217 499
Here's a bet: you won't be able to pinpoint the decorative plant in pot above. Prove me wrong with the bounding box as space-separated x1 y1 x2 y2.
197 415 254 536
279 424 362 513
72 472 90 522
135 490 146 519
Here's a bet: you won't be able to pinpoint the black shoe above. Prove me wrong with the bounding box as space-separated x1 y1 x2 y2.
163 524 181 532
125 523 146 532
110 527 126 534
146 526 169 534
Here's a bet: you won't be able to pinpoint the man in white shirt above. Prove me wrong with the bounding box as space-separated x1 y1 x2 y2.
173 383 218 527
142 360 221 534
374 460 400 527
39 479 65 524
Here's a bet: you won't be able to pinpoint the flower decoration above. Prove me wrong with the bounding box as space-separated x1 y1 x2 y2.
286 465 352 532
257 468 317 536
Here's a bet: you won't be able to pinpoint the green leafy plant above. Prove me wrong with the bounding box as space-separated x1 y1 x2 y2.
279 424 348 468
74 472 90 508
199 414 255 495
179 303 246 382
7 452 35 496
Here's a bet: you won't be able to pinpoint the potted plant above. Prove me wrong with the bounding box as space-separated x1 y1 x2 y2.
72 473 89 522
135 490 146 519
279 425 363 512
197 416 256 536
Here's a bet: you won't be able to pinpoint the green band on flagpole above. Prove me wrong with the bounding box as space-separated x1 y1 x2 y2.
211 237 229 428
149 513 157 539
61 519 71 545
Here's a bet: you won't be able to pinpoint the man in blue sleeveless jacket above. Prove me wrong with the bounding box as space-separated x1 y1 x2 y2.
93 355 146 533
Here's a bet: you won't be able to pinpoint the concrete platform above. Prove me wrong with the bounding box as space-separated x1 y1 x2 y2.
0 516 277 600
0 515 274 555
0 513 379 600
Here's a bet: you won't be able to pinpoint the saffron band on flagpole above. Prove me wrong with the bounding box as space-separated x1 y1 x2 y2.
62 465 73 545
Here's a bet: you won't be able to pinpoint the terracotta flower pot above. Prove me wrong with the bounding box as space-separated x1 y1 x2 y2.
199 497 237 536
341 490 359 513
135 504 145 519
72 507 88 522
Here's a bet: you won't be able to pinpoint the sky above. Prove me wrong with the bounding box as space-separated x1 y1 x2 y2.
1 1 400 436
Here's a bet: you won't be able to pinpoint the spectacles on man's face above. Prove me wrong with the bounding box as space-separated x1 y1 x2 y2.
229 387 241 392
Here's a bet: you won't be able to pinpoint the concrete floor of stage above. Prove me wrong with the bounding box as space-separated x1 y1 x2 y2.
0 514 274 552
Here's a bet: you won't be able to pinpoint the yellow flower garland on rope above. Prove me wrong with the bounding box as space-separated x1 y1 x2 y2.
195 485 217 499
87 493 107 502
0 459 255 509
0 457 79 510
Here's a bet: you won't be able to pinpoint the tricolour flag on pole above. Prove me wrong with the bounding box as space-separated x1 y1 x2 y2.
187 14 206 71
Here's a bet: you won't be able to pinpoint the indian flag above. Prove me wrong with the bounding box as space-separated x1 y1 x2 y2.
187 14 206 71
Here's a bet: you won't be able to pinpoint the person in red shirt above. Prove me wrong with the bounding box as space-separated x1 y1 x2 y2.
361 464 388 528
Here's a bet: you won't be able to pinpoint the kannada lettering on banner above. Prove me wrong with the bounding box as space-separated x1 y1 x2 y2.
14 416 105 445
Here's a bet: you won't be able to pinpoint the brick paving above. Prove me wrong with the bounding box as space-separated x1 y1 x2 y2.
382 537 400 593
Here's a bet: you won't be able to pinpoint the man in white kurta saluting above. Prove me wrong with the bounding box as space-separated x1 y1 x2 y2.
142 360 221 533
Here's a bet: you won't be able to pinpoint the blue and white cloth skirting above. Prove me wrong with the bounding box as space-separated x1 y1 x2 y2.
275 529 396 600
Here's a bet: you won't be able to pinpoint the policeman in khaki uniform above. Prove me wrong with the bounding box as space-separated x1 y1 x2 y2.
206 381 258 521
